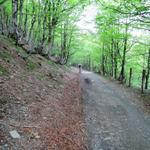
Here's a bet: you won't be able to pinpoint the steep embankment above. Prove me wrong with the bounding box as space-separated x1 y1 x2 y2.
0 35 87 149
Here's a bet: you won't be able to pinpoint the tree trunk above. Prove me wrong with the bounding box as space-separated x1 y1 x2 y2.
12 0 19 41
60 23 67 64
114 41 119 79
0 8 4 35
128 68 132 87
101 54 104 75
35 0 41 43
5 13 10 35
145 49 150 89
119 25 128 83
19 0 24 28
89 54 91 71
111 38 114 77
23 2 28 37
28 0 36 42
59 18 74 65
41 0 48 45
141 69 146 94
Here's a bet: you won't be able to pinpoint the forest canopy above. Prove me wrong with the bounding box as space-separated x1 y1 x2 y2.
0 0 150 89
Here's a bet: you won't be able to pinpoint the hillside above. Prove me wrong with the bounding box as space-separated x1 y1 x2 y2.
0 35 86 149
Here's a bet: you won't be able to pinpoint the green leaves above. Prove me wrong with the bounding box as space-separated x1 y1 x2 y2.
0 65 9 76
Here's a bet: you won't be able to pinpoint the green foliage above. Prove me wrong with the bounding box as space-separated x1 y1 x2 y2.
0 65 9 76
3 1 11 13
0 0 150 90
0 51 11 61
47 60 59 68
16 46 29 58
70 0 150 88
36 74 45 81
26 59 38 71
70 33 100 71
94 0 150 88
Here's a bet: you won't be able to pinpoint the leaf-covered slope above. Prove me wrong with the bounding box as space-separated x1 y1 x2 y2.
0 35 87 150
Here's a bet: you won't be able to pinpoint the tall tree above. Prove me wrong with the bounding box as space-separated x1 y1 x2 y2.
12 0 19 41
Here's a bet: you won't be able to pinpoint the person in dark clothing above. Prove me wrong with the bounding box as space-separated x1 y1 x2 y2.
78 64 82 73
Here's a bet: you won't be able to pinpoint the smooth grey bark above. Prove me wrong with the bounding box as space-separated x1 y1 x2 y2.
23 2 28 37
42 0 48 45
141 69 146 94
111 38 114 77
128 68 133 87
18 0 24 28
0 8 4 35
12 0 19 41
35 0 41 43
118 24 128 83
59 19 74 65
145 49 150 89
114 41 119 79
28 0 36 42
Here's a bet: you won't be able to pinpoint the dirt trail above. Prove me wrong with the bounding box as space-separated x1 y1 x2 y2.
81 71 150 150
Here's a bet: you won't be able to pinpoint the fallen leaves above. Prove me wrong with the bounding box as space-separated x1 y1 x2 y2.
0 38 87 149
0 68 87 149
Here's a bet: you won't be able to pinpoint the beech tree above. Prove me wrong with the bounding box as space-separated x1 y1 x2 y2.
0 0 150 90
0 0 87 64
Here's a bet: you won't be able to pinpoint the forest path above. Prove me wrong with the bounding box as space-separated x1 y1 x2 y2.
80 71 150 150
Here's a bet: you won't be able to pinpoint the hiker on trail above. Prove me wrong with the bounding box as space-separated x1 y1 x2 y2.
78 64 82 73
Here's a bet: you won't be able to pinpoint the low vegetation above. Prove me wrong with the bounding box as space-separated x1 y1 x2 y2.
26 59 39 71
0 65 9 76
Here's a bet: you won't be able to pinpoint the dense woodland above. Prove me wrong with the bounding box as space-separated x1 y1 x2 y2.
0 0 87 64
0 0 150 92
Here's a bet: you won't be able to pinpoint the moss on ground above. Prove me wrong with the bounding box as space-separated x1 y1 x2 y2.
16 46 28 57
0 65 9 76
47 60 57 66
0 50 11 62
26 59 38 71
36 74 45 81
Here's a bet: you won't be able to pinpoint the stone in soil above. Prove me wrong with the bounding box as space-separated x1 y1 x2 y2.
9 130 21 139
